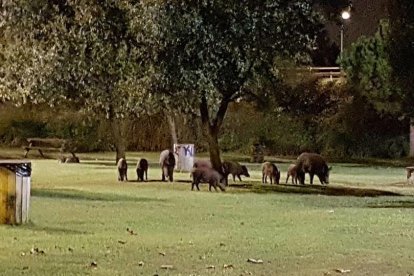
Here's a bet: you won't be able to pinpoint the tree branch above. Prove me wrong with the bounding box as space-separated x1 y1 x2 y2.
212 96 229 130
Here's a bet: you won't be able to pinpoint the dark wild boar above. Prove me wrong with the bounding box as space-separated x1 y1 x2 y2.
286 164 298 184
191 167 226 192
117 158 128 181
295 153 331 185
159 149 176 182
136 158 148 181
58 156 80 163
65 156 80 163
193 160 212 169
262 162 280 184
222 161 250 185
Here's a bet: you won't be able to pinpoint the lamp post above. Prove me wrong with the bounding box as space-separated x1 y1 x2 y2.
340 9 351 60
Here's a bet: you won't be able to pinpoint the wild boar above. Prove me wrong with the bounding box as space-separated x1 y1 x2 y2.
286 164 298 185
222 161 250 185
159 149 176 182
193 160 212 169
262 162 280 184
117 158 128 181
295 153 331 185
406 167 414 179
58 156 79 163
408 174 414 185
65 156 80 163
136 158 149 181
191 167 226 192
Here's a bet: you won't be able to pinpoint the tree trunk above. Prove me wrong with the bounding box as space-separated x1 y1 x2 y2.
410 119 414 157
167 113 178 146
199 95 229 173
205 124 222 172
107 103 126 164
111 117 126 164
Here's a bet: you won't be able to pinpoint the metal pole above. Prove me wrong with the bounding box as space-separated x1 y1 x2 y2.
340 24 344 60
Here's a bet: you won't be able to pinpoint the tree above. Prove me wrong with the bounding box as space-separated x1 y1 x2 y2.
152 0 322 171
0 0 155 162
341 20 400 112
324 20 409 158
388 0 414 156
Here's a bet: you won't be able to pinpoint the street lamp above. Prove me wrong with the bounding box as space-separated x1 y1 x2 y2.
340 8 351 59
341 10 351 20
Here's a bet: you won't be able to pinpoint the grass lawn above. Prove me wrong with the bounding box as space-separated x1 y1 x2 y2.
0 149 414 275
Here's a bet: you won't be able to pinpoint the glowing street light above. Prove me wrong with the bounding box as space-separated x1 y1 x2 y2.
341 10 351 20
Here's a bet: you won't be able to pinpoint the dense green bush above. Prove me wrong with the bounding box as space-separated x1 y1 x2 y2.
0 104 112 151
318 90 408 158
0 104 48 144
220 103 320 156
0 103 205 153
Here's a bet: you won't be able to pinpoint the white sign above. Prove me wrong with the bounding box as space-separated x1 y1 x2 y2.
173 144 195 172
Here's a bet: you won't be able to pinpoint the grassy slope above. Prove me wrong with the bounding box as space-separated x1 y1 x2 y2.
0 150 413 275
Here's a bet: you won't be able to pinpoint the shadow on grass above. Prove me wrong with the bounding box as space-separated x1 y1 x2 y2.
229 183 404 197
18 222 92 235
32 188 167 203
81 161 161 168
127 179 191 183
367 200 414 208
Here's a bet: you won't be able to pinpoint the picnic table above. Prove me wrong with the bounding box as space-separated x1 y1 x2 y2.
23 138 77 158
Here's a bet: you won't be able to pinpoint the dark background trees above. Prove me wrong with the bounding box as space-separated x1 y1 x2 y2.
388 0 414 156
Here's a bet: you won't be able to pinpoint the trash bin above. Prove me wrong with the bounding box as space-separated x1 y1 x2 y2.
0 160 32 224
173 144 195 172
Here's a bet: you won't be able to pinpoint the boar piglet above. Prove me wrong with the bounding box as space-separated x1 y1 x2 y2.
286 164 298 185
262 162 280 184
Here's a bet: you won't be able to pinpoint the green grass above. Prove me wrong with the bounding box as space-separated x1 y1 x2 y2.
0 150 414 275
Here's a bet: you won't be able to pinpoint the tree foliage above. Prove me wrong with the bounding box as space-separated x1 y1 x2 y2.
1 0 155 115
0 0 160 160
388 0 414 118
340 20 400 112
154 0 322 103
322 19 409 158
152 0 323 169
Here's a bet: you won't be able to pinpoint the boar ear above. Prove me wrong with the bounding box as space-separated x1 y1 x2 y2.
328 166 332 171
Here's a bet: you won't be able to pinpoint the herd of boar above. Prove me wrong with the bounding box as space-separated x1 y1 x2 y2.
117 150 331 192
